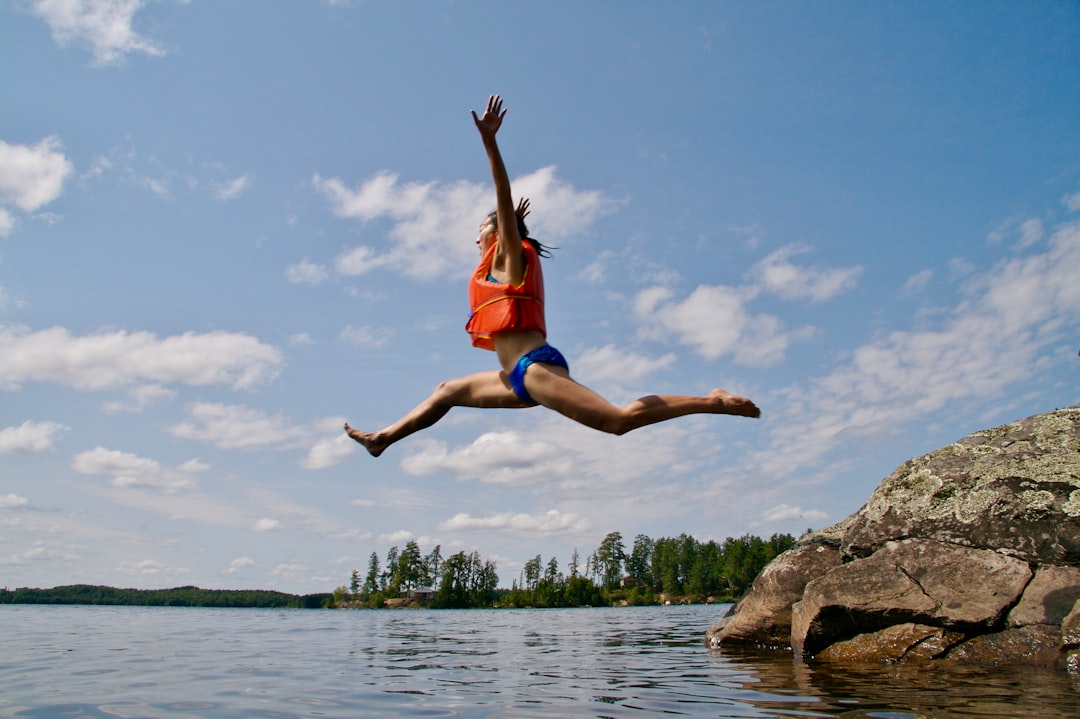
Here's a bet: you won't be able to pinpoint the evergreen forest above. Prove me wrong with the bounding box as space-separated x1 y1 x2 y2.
336 531 799 609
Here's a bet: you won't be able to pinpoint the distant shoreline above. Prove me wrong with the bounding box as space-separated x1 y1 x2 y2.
1 584 331 609
2 584 731 610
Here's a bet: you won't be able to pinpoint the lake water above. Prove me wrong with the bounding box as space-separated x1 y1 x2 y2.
2 604 1079 718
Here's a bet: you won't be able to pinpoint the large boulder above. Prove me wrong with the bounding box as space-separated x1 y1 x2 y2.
791 539 1031 656
706 540 843 648
707 406 1080 670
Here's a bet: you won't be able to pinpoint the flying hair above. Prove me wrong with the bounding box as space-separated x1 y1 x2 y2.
486 208 555 258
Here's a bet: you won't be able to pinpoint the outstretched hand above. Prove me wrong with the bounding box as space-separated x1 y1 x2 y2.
515 197 530 222
471 94 506 141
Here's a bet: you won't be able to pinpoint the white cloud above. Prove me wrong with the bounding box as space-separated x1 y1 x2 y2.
750 244 862 303
225 556 256 574
396 411 715 529
312 416 348 433
0 136 73 212
335 244 386 276
1063 190 1080 214
339 325 393 348
177 458 209 473
761 504 829 523
729 222 766 249
986 214 1050 251
0 420 68 453
117 558 166 575
168 402 311 451
401 431 574 485
0 326 282 391
512 165 616 238
902 269 933 296
366 487 431 513
573 344 676 385
1015 218 1045 251
97 485 255 529
440 509 588 535
302 433 355 469
378 529 415 544
285 258 329 285
71 447 201 489
214 175 249 201
102 383 176 413
0 136 74 234
316 165 613 281
948 257 976 279
71 447 161 481
288 332 314 346
755 217 1080 476
579 250 615 284
141 175 173 198
330 528 372 542
271 562 307 578
0 539 81 565
243 487 364 540
633 285 813 366
82 155 113 180
31 0 165 66
0 494 30 510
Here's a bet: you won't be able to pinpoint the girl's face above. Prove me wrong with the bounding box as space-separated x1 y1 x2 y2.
476 218 497 254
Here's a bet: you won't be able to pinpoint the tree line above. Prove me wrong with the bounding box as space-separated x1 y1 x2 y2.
1 584 331 608
336 531 798 609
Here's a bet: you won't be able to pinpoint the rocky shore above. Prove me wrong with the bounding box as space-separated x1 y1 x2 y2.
707 406 1080 671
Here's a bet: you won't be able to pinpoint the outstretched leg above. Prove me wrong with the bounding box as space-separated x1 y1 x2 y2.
522 363 759 435
345 370 531 457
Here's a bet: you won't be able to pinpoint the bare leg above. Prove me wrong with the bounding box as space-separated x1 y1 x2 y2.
523 364 759 435
345 370 530 457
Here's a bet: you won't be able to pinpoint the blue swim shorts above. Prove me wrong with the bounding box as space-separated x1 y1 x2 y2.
508 344 569 405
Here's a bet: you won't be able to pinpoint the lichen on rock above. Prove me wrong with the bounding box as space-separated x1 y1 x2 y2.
707 406 1080 671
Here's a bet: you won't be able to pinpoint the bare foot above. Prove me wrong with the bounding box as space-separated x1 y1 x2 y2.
344 422 389 458
710 389 761 418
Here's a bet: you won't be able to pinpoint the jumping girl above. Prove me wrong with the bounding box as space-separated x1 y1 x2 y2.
345 95 759 457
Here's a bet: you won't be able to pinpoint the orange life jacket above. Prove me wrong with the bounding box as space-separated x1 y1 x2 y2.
466 241 546 351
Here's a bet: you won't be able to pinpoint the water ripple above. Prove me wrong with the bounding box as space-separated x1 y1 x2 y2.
3 605 1079 718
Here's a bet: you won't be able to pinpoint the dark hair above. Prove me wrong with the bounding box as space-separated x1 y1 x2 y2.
487 209 554 258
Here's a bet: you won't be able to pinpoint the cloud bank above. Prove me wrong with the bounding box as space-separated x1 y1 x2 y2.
30 0 165 66
0 326 282 391
314 166 614 281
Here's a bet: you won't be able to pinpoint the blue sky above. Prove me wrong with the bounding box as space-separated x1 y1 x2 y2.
2 0 1078 594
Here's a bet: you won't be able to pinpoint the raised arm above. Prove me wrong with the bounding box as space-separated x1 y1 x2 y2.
472 94 525 283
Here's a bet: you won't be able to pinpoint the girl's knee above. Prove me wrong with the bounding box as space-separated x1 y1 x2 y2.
608 406 649 435
559 403 635 435
600 412 634 436
432 379 462 404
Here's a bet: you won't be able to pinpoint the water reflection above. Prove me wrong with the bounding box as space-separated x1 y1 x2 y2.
714 645 1080 718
